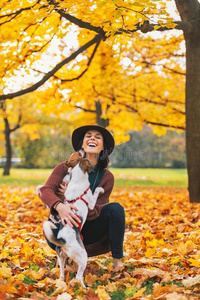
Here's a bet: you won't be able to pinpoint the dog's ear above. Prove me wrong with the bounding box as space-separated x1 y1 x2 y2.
78 149 85 158
65 151 81 168
79 159 93 173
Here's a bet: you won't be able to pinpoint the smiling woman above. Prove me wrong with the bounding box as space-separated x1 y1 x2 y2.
39 124 125 270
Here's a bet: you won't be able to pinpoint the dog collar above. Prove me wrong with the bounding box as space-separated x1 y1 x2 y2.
64 186 90 206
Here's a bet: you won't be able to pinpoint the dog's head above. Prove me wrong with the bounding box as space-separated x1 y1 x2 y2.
78 158 93 174
65 151 84 169
65 151 93 174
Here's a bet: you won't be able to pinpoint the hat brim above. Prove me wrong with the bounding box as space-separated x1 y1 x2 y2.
72 125 115 155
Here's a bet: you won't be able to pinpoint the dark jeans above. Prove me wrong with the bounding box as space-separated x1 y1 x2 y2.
45 202 125 259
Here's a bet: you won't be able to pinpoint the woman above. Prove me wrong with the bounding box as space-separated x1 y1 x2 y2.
40 125 125 269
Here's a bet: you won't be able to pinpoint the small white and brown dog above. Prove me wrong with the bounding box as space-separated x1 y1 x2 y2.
43 156 104 287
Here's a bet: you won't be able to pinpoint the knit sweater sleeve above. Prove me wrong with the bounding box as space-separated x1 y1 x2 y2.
40 161 68 215
87 169 114 221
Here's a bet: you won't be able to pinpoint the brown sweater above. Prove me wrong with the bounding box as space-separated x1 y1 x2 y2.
40 161 114 256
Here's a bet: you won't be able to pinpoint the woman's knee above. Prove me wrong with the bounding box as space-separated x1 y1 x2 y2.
103 202 125 218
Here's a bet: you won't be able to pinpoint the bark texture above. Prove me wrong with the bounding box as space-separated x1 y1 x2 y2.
3 117 12 176
175 0 200 202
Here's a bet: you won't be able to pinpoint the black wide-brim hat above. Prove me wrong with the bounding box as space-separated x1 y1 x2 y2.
72 125 115 155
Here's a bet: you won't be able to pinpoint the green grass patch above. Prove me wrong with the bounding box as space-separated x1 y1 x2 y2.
0 167 187 188
0 168 52 187
110 168 187 188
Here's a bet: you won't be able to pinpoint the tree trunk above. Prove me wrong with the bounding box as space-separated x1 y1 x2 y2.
95 100 109 127
3 117 12 176
185 26 200 202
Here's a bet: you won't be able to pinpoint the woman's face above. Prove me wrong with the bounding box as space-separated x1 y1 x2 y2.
82 130 104 155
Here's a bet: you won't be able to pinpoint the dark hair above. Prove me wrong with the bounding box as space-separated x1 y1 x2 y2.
77 136 110 169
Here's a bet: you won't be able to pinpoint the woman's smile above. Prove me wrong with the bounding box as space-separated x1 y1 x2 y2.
82 130 104 154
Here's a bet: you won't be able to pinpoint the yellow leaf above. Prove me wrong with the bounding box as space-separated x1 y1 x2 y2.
144 230 153 239
0 282 16 294
51 279 68 296
132 287 146 298
95 286 111 300
170 257 180 265
105 281 118 293
187 258 200 267
154 25 161 30
85 273 98 287
148 238 158 247
0 264 12 278
145 248 156 258
106 262 113 273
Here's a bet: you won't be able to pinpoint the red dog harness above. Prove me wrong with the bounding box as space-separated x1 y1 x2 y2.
64 186 90 241
64 186 90 206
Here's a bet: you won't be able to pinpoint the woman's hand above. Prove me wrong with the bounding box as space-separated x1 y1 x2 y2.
56 202 81 228
57 182 68 197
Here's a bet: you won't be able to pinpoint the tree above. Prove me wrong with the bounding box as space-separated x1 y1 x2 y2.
0 0 199 202
0 102 22 175
13 128 73 168
0 94 76 175
111 126 186 168
0 97 43 175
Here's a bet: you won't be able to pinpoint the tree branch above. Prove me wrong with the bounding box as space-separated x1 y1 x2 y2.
105 95 185 130
140 59 185 76
0 0 41 25
10 115 22 132
75 105 96 113
115 20 193 35
0 34 102 102
120 100 185 129
60 38 101 82
31 38 100 82
145 119 185 130
48 0 106 37
162 64 185 76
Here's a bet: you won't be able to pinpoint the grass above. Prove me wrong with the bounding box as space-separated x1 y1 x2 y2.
0 167 188 188
111 168 188 188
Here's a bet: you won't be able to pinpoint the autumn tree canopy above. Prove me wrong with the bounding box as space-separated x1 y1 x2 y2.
1 0 200 202
0 0 185 139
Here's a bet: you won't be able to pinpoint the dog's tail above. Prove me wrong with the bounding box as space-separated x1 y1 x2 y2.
36 185 44 196
43 221 66 246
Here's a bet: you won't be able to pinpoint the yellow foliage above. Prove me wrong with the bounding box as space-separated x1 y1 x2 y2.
0 0 185 145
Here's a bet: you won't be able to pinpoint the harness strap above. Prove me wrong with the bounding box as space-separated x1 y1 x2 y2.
64 186 90 206
64 186 90 241
77 220 83 241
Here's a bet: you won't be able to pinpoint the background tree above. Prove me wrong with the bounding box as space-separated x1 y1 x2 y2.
0 0 199 201
0 97 43 175
111 126 186 168
13 128 73 168
0 96 72 175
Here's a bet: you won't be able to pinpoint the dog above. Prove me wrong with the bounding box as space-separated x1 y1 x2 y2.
43 157 104 287
36 151 83 198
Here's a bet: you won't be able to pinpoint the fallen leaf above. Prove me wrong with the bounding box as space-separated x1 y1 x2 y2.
182 275 200 287
132 287 146 298
95 286 111 300
57 292 72 300
85 273 98 287
166 292 187 300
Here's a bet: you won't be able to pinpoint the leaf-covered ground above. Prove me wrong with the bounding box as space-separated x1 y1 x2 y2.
1 186 200 299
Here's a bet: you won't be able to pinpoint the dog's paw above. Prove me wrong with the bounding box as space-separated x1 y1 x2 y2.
95 187 104 194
